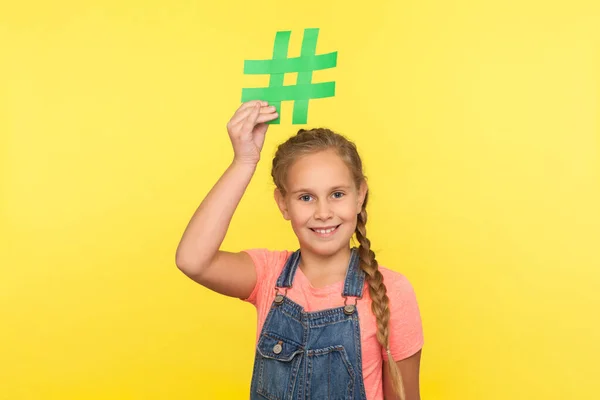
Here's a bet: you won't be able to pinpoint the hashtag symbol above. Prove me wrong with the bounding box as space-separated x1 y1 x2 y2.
241 28 337 124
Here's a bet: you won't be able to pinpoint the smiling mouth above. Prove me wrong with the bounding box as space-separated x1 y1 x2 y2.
310 224 341 236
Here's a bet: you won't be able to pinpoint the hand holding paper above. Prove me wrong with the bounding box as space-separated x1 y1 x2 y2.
227 100 278 166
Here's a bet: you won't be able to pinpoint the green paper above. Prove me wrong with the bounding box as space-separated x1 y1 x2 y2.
241 82 336 102
243 53 337 74
241 28 337 124
294 28 318 124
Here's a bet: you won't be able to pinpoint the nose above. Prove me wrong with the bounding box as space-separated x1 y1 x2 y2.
314 199 333 220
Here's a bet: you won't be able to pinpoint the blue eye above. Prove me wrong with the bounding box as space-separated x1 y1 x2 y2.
333 192 344 198
300 195 312 202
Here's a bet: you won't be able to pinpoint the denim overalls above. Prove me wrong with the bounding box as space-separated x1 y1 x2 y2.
250 247 368 400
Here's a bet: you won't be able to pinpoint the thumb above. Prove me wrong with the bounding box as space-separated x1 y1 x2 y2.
253 123 268 150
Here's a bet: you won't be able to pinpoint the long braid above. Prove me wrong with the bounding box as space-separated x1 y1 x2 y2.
355 192 405 400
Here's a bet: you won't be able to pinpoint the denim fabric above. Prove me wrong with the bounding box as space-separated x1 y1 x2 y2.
250 248 367 400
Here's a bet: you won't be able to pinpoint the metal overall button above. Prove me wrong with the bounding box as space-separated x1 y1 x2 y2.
343 296 358 315
273 340 283 354
273 288 288 306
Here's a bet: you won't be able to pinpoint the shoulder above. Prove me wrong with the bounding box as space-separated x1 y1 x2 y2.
242 248 294 279
243 248 293 266
376 265 422 318
377 265 418 297
240 248 294 305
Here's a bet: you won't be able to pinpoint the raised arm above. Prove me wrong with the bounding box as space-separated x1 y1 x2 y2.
175 101 278 299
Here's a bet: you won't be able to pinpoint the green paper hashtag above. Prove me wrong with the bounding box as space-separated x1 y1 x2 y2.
241 28 338 124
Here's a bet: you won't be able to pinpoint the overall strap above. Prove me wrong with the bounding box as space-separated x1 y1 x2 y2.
342 247 366 298
275 249 301 288
275 247 366 297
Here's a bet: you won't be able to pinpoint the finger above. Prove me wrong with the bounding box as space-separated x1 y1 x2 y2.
230 105 275 131
256 112 279 123
259 105 277 114
253 123 269 148
230 104 273 127
241 103 261 132
230 106 256 126
238 100 268 113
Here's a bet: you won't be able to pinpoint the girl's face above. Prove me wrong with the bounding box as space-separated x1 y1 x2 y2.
275 149 367 258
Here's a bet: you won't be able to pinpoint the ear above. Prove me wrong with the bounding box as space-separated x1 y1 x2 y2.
357 180 368 213
274 188 291 220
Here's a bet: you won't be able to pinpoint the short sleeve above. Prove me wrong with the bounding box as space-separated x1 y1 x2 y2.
384 271 424 361
240 248 291 307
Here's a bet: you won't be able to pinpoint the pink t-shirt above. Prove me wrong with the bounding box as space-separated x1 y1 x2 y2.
242 248 424 400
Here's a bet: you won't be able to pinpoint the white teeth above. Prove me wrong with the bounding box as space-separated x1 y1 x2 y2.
315 227 336 234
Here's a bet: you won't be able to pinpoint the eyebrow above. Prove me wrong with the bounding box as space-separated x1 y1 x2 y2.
291 185 352 195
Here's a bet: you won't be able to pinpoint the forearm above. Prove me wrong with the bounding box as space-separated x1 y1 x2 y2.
175 160 257 272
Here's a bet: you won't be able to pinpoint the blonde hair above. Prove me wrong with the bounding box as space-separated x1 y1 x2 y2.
271 128 405 399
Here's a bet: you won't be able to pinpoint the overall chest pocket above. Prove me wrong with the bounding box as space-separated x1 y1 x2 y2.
255 334 304 400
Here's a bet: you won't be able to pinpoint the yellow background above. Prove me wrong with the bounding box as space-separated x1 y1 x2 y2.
1 0 599 399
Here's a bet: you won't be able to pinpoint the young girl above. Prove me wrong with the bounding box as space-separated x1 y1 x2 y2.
176 100 424 400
